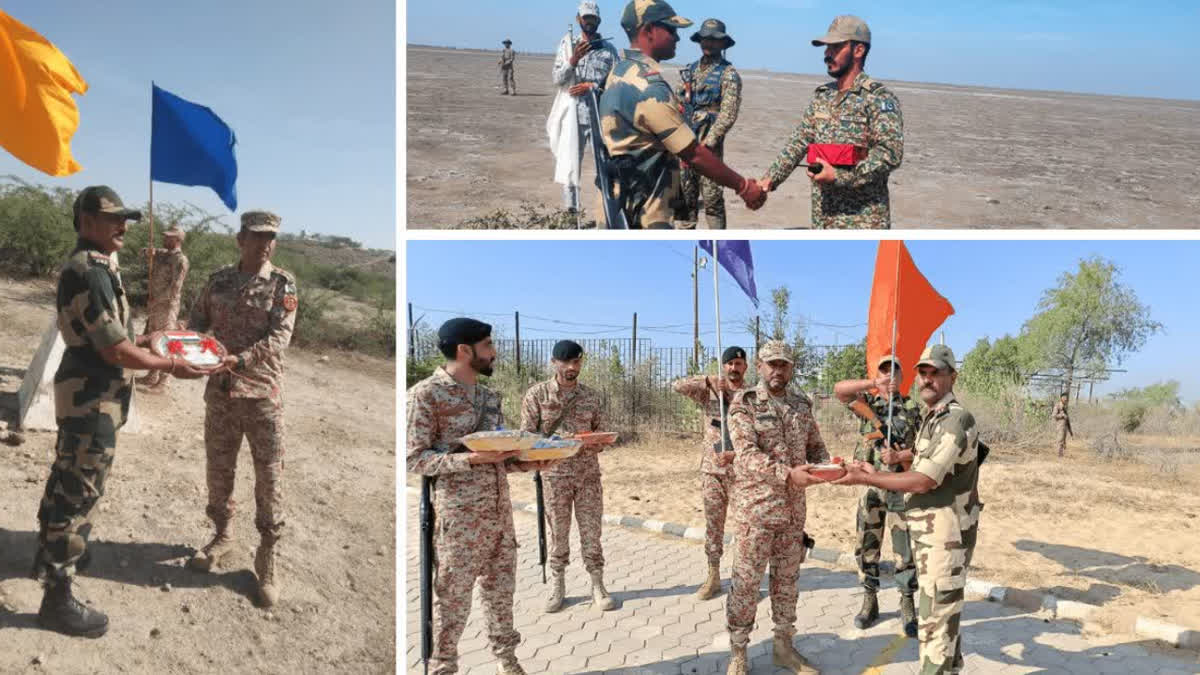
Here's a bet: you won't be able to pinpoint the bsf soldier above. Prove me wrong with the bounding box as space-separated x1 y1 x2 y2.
34 186 210 638
186 211 297 608
1053 392 1070 456
519 340 615 613
836 345 984 674
675 18 742 230
499 39 516 94
724 341 827 675
408 318 554 675
759 15 903 228
670 346 748 599
598 0 765 228
136 224 190 391
833 355 921 637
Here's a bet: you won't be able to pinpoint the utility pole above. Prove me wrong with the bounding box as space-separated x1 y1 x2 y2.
515 311 521 376
407 302 415 360
693 245 699 371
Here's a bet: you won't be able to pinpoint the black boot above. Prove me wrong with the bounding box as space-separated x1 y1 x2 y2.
854 588 879 629
900 593 918 638
37 579 109 638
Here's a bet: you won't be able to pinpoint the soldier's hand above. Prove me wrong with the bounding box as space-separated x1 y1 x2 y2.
873 374 896 394
880 446 902 465
807 161 836 185
757 177 774 193
208 355 239 375
788 464 821 488
569 38 593 66
716 450 735 467
568 82 593 97
832 460 876 485
468 450 521 465
737 178 767 210
171 360 215 380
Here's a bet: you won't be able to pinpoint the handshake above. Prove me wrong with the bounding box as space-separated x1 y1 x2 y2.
728 161 838 212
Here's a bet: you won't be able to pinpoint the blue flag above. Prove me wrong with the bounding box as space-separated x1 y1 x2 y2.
151 84 237 210
699 240 759 308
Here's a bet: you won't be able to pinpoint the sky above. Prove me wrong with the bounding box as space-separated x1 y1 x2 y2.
406 0 1200 101
1 1 396 250
406 239 1200 402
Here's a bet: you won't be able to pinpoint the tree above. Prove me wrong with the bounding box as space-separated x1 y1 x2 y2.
743 284 818 377
1019 257 1161 398
959 335 1027 399
821 340 867 388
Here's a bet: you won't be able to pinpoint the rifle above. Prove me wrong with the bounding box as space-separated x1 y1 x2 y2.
848 398 911 469
704 377 733 455
533 471 547 583
1065 417 1074 437
583 87 631 229
419 476 435 675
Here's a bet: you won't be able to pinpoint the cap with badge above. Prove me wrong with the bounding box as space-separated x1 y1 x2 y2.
915 344 956 372
757 340 794 364
553 340 584 361
72 185 142 231
876 354 900 371
438 318 493 357
811 15 871 47
721 346 746 364
620 0 691 34
240 210 281 233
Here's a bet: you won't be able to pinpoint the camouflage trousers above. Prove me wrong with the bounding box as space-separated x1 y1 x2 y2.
678 138 726 229
500 67 515 93
544 473 605 574
701 471 733 565
726 522 807 647
138 309 181 387
1056 421 1068 455
204 393 285 538
855 485 918 595
432 509 521 675
901 503 981 675
612 167 681 229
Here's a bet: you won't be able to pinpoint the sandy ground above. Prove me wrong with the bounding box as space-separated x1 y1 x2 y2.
0 277 396 674
406 46 1200 229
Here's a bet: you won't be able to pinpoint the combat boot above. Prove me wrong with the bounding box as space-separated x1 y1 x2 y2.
696 563 722 600
853 588 879 629
900 593 918 638
496 655 527 675
37 578 109 638
255 536 280 607
544 569 565 613
725 645 748 675
590 570 616 611
773 635 819 673
187 522 235 572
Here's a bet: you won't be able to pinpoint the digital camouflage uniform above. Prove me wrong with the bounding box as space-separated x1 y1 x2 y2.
676 54 741 229
852 391 920 595
499 45 516 94
764 71 903 228
1053 398 1069 455
35 240 134 583
725 375 829 647
137 244 189 387
520 379 607 574
407 367 521 675
672 375 745 564
901 392 983 674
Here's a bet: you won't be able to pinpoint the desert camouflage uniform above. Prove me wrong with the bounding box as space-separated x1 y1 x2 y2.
520 378 607 574
900 393 983 674
676 57 741 229
1053 399 1069 455
764 71 903 228
853 392 921 595
725 382 829 647
672 375 745 564
407 367 521 675
599 48 697 228
499 47 516 93
189 261 296 542
34 240 134 582
138 247 189 387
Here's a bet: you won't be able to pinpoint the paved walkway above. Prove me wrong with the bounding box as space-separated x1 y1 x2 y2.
404 502 1200 674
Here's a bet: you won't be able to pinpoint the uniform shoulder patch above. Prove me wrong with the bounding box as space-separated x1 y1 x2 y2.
879 98 898 113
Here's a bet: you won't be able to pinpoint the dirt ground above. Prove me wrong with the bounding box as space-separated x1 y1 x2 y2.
406 46 1200 229
0 277 396 674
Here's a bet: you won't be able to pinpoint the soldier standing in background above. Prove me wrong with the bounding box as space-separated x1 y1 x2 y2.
136 224 189 391
499 39 517 95
1053 392 1070 456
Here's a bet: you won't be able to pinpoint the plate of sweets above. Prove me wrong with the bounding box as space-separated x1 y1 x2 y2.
460 430 542 453
148 331 227 368
810 456 847 481
517 437 583 462
573 431 619 446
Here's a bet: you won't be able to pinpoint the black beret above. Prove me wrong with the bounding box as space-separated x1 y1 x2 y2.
438 318 492 350
721 346 747 364
552 339 584 361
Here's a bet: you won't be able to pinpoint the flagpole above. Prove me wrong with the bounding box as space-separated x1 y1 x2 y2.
712 240 728 454
885 242 901 448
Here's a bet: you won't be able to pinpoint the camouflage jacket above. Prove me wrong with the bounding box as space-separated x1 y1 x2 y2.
189 261 296 402
1052 400 1068 422
54 239 134 426
765 71 903 229
519 378 607 478
728 383 830 530
146 248 189 320
672 375 745 476
851 391 920 470
499 48 516 69
675 56 741 147
905 393 982 515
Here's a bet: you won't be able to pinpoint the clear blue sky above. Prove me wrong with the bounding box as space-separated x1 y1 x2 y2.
406 0 1200 101
406 240 1200 402
2 1 396 250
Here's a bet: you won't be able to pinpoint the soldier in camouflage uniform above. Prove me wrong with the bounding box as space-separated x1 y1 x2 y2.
34 186 210 638
670 345 748 599
185 211 298 609
408 318 554 675
598 0 765 229
1053 392 1070 456
724 341 827 675
499 39 516 94
519 340 615 613
833 355 921 637
136 224 189 391
675 19 742 230
836 345 984 675
760 16 903 229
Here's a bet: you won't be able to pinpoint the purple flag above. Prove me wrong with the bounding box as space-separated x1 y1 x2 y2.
700 240 759 308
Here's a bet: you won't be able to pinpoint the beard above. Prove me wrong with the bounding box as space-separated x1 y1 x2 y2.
471 356 494 376
826 55 851 78
562 371 579 380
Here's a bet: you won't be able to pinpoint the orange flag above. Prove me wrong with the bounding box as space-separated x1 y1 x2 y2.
866 241 954 381
0 10 88 176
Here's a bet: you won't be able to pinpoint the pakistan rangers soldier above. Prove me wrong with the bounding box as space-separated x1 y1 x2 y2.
598 0 766 228
836 345 984 674
675 18 742 229
499 39 516 95
34 186 210 638
519 340 615 613
724 341 827 675
670 345 748 599
185 211 297 609
408 318 554 675
833 355 921 637
136 224 190 391
759 15 903 228
1053 392 1070 456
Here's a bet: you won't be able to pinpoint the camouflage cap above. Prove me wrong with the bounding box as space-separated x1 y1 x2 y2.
758 340 794 364
916 344 956 372
621 0 692 34
73 185 142 230
877 354 900 371
691 18 734 47
162 224 186 240
240 210 281 233
502 39 512 45
578 1 600 17
812 15 871 47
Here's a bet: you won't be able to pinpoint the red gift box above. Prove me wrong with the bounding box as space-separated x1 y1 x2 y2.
807 143 866 167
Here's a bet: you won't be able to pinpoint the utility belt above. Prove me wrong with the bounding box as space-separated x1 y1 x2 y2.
607 154 678 223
